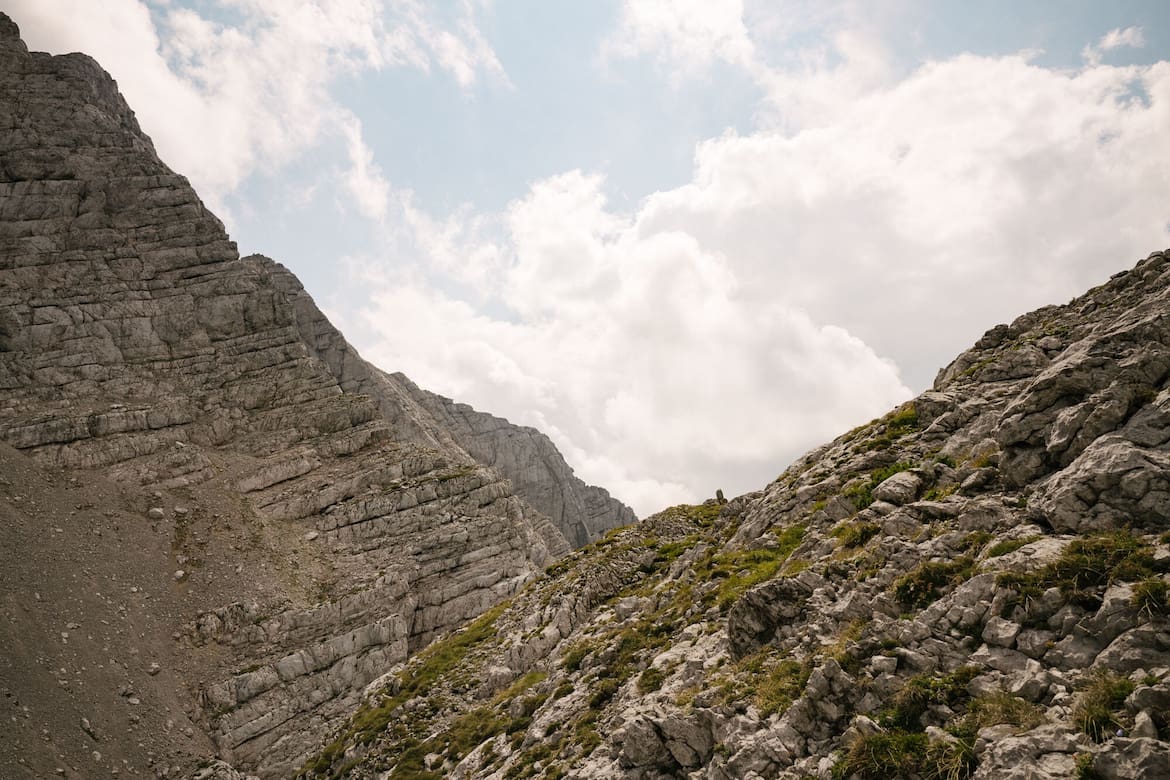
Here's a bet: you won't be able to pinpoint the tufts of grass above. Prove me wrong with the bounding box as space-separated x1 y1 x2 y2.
755 658 812 718
960 690 1045 733
892 557 975 610
832 521 882 549
881 667 979 731
300 601 509 777
923 483 958 502
637 667 666 694
1073 670 1135 742
959 531 993 552
699 524 806 609
860 405 921 452
1075 752 1104 780
1132 577 1170 618
985 536 1040 558
997 531 1167 611
832 732 975 780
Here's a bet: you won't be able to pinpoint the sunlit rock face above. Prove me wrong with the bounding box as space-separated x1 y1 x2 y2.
0 12 632 778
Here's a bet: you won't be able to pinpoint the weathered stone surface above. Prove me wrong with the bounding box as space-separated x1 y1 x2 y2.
0 12 631 779
872 470 923 505
6 9 1170 780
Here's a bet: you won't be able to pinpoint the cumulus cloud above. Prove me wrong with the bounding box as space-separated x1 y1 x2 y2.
340 40 1170 517
9 0 505 217
338 170 913 516
1083 26 1146 66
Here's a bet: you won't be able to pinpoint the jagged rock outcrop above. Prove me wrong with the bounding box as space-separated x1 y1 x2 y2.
306 251 1170 780
0 13 631 779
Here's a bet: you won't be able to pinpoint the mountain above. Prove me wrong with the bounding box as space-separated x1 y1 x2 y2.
298 255 1170 778
0 13 632 779
4 11 1170 780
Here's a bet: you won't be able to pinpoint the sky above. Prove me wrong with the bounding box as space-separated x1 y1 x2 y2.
10 1 1170 517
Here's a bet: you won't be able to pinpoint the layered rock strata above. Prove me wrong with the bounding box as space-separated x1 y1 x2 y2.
310 251 1170 780
0 13 631 779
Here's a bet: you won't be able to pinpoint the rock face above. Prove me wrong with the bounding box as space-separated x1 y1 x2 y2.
0 14 631 780
305 250 1170 780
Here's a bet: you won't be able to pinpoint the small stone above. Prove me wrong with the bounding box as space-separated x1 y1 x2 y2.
174 570 186 581
303 530 319 541
982 616 1022 648
80 717 97 741
1132 710 1158 738
174 507 189 516
146 662 161 676
147 508 165 520
92 751 101 761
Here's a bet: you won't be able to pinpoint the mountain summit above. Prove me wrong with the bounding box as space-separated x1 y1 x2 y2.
0 13 630 779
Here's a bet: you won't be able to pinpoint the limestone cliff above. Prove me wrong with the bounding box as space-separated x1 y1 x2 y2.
306 251 1170 780
0 13 631 780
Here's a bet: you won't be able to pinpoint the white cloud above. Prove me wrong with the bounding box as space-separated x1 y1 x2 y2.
340 44 1170 517
1083 26 1146 66
8 0 506 218
603 0 757 76
339 115 392 223
339 171 913 516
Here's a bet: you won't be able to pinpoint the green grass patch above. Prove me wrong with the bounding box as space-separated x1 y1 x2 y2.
881 666 979 731
832 521 882 549
892 557 975 609
700 524 806 609
860 405 921 451
997 531 1166 611
637 667 666 694
299 600 508 777
985 536 1040 558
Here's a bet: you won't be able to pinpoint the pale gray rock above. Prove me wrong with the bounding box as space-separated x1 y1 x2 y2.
1091 737 1170 780
872 470 922 505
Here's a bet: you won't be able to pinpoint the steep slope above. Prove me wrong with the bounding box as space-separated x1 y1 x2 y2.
260 255 636 547
0 14 631 779
308 250 1170 780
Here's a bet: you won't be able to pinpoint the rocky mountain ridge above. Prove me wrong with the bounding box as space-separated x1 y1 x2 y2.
0 13 631 779
301 249 1170 780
